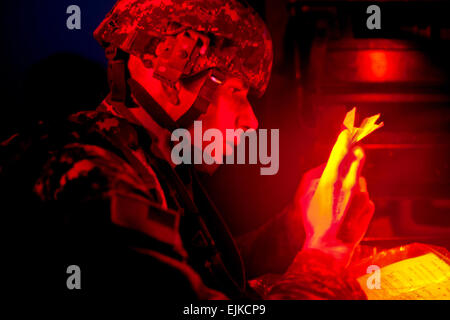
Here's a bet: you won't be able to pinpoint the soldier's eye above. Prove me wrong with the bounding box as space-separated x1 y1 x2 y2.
229 87 241 94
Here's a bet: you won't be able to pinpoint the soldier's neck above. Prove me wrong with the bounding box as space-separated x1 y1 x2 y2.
100 97 175 167
128 105 175 166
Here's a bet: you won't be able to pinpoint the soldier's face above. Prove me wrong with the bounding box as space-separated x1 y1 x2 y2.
128 55 258 164
191 77 259 157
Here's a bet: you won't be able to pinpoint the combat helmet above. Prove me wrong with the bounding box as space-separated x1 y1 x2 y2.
94 0 273 129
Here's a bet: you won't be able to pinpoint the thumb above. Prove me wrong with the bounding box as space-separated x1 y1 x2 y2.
334 146 365 222
320 129 351 186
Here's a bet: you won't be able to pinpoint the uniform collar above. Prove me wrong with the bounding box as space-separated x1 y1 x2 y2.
98 96 175 167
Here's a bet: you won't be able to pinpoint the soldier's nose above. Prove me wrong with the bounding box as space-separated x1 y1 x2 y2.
236 103 258 131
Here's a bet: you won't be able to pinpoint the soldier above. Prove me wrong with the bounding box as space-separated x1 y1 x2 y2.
1 0 374 299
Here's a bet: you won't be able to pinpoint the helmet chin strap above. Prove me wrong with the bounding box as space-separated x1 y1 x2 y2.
127 78 178 131
127 68 224 131
105 45 226 132
175 68 225 128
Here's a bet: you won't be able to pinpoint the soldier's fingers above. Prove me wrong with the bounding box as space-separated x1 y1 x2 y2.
358 176 368 193
338 193 375 243
342 146 365 191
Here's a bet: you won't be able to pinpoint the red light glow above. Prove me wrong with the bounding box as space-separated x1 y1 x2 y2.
358 50 388 81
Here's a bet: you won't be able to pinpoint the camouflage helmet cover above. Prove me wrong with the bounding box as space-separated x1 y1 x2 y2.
94 0 273 97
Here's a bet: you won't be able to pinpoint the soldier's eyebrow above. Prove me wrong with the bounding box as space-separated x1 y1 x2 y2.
225 77 248 91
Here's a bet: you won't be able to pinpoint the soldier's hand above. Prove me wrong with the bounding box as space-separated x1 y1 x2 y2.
294 129 375 267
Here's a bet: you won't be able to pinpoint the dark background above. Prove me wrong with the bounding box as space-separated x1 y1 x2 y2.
1 0 450 249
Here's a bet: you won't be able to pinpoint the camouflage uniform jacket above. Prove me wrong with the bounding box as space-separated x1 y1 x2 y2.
0 108 366 299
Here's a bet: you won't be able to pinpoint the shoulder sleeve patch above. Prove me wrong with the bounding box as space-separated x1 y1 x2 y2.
111 190 186 258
